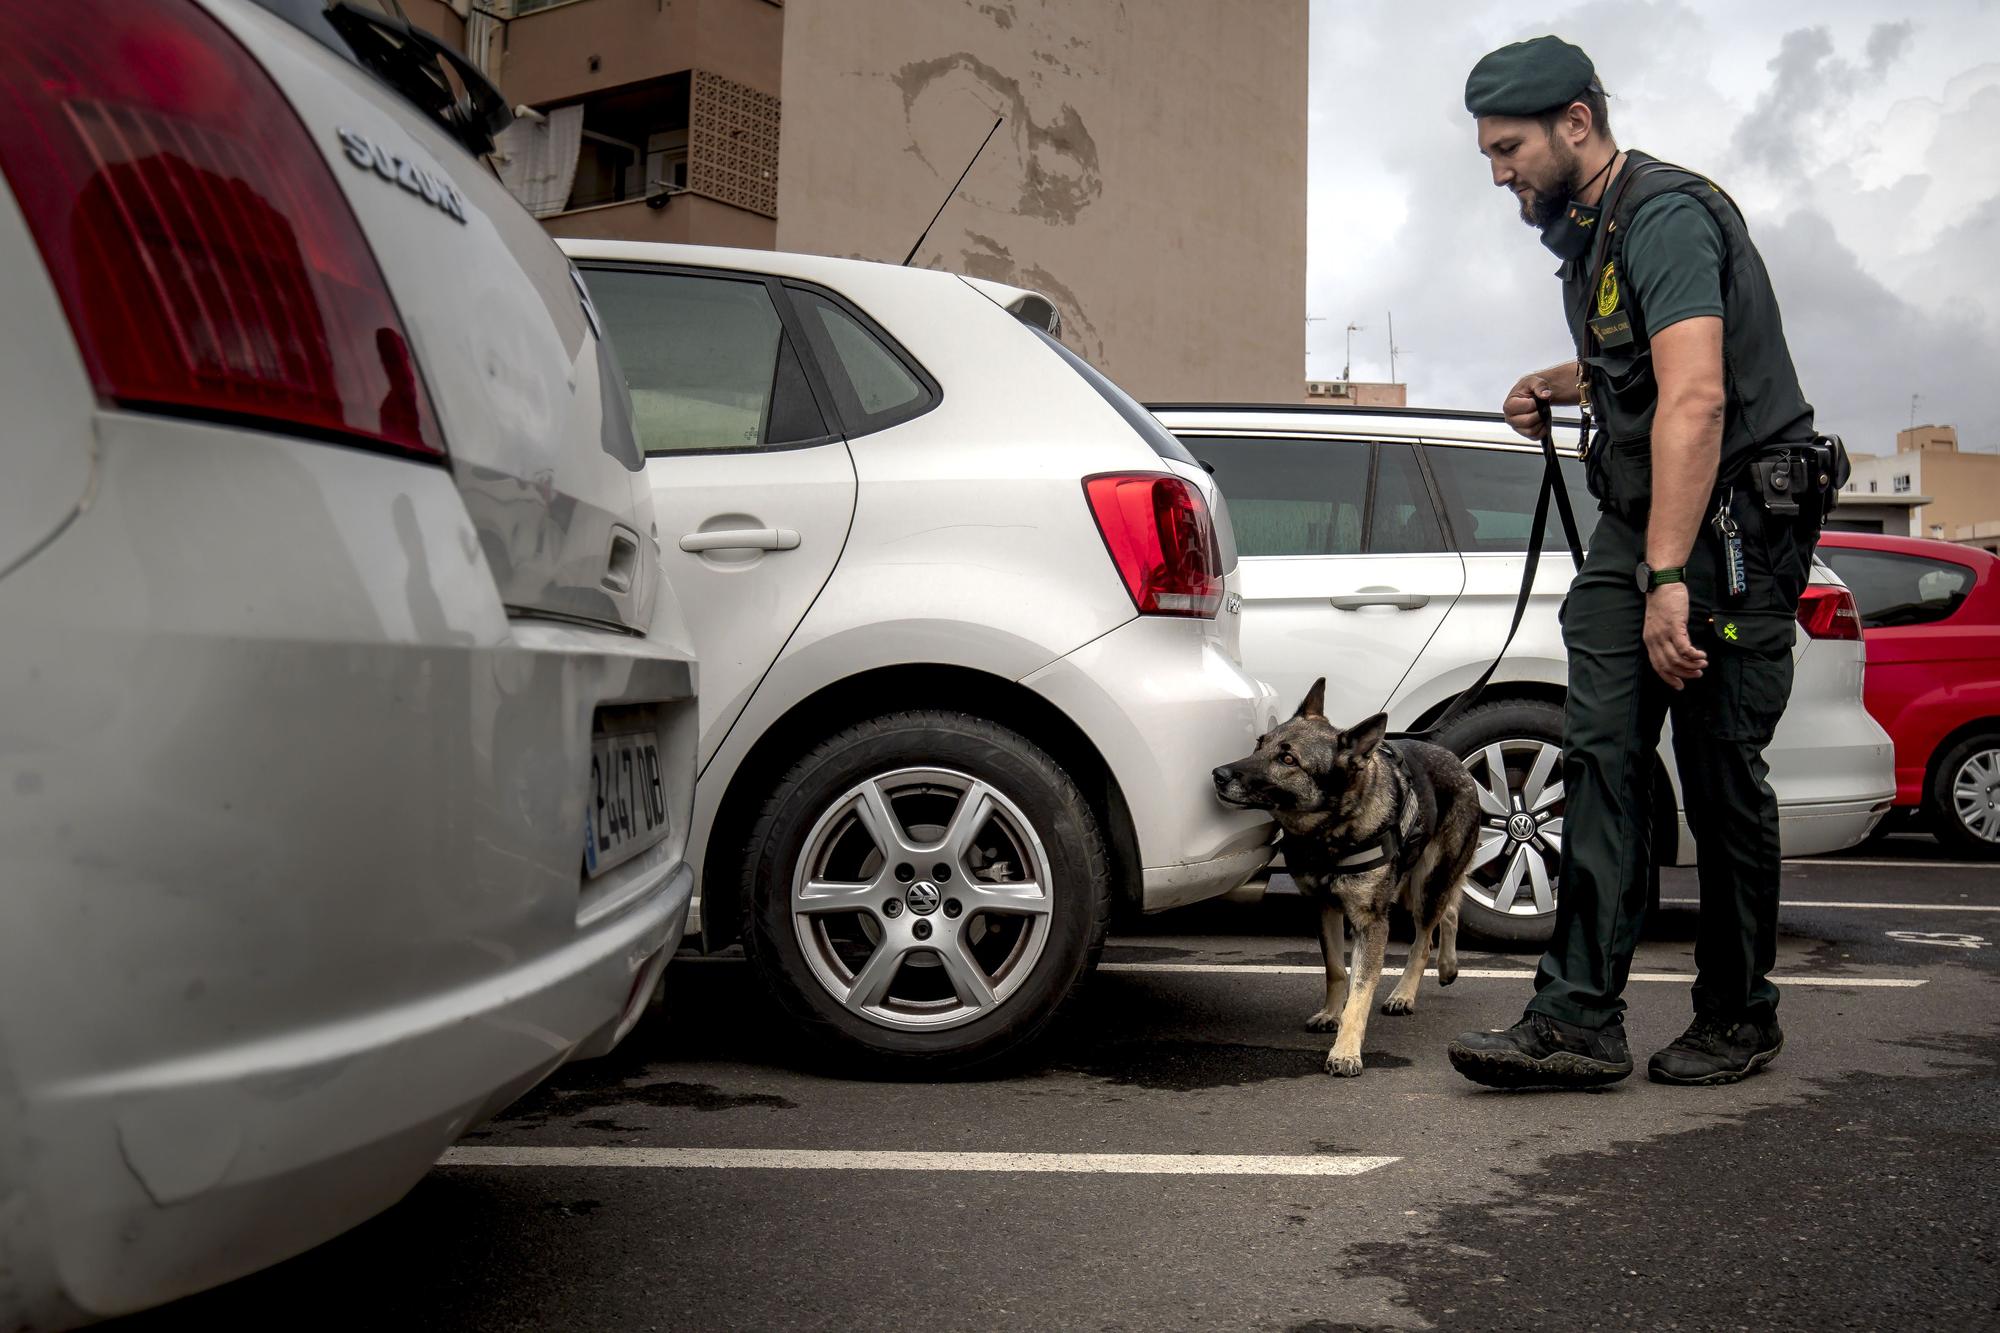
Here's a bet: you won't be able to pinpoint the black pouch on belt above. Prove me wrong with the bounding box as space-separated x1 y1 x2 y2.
1747 448 1811 516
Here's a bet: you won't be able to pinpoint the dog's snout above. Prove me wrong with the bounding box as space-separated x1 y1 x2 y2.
1212 765 1236 789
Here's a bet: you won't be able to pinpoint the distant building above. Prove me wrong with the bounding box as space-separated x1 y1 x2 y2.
1304 379 1407 408
403 0 1307 403
1839 426 2000 554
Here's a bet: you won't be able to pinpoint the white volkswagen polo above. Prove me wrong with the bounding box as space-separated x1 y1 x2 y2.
0 1 696 1324
563 240 1280 1072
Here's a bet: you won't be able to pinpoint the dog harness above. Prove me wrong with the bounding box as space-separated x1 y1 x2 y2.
1325 744 1425 876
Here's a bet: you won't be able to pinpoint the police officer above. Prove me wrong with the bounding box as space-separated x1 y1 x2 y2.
1447 36 1829 1088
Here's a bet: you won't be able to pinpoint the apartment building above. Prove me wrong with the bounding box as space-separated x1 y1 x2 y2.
1841 425 2000 555
403 0 1307 402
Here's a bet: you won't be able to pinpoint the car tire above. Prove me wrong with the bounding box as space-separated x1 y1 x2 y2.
1926 731 2000 860
740 710 1110 1073
1432 699 1569 949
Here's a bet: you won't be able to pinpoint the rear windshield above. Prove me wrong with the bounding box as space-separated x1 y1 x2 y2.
246 0 491 157
1028 326 1200 467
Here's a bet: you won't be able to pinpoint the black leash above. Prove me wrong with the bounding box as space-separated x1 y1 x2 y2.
1400 399 1586 742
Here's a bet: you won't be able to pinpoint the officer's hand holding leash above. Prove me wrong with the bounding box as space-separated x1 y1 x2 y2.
1502 367 1571 439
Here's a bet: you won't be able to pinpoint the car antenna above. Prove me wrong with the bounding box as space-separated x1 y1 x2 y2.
902 115 1004 267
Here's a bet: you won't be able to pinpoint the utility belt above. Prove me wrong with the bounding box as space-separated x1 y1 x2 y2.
1592 431 1850 524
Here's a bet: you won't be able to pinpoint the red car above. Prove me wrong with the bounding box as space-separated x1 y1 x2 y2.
1816 532 2000 858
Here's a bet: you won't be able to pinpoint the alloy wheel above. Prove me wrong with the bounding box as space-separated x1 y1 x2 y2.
1461 739 1565 918
1950 746 2000 844
790 767 1054 1031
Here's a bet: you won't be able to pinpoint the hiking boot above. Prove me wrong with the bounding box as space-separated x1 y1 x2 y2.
1447 1012 1634 1089
1648 1015 1784 1086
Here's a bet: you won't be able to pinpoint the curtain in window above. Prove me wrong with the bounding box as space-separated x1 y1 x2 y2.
493 103 584 218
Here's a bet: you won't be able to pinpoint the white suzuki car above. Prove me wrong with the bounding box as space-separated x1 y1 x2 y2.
1152 405 1895 946
562 239 1279 1071
0 2 697 1324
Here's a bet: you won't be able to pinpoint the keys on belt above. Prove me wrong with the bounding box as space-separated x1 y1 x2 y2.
1712 487 1746 600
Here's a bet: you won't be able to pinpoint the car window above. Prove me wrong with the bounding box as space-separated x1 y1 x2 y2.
581 269 829 455
1818 547 1974 628
791 290 935 436
1176 436 1368 556
1369 443 1445 554
1422 443 1600 552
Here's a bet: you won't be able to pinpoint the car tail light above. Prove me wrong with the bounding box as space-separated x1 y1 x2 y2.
1797 585 1862 640
1082 473 1224 617
0 0 445 460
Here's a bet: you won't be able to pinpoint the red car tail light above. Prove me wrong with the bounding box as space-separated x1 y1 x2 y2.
1083 473 1224 618
1798 585 1863 640
0 0 445 461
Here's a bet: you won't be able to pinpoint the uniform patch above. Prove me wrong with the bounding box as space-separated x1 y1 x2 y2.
1596 262 1620 317
1722 622 1739 642
1588 312 1633 348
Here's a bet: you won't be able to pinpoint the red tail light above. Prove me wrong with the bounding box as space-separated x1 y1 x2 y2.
0 0 444 460
1083 473 1224 617
1797 585 1862 640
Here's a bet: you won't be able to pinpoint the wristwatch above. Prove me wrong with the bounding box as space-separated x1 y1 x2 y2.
1635 561 1686 593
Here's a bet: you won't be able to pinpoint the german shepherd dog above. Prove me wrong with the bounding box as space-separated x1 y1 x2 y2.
1212 678 1480 1076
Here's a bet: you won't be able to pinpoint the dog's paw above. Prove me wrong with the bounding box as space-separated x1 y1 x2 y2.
1304 1010 1342 1033
1324 1051 1364 1078
1438 964 1458 988
1380 994 1416 1016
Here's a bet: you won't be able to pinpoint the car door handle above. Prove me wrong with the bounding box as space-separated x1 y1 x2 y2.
1329 590 1429 611
678 527 801 553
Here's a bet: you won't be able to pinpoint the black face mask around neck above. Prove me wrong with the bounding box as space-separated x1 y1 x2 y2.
1537 153 1617 261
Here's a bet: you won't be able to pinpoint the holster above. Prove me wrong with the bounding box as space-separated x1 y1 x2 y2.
1743 434 1849 520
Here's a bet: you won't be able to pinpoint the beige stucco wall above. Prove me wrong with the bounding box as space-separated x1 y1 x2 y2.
774 0 1306 401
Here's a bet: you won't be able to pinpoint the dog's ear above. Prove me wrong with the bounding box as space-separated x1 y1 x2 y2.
1342 712 1388 758
1294 677 1327 720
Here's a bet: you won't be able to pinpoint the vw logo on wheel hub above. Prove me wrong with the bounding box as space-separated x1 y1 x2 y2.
905 881 941 915
1507 813 1536 843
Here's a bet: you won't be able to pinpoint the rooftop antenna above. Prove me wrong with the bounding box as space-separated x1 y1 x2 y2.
1388 310 1406 385
1343 322 1363 382
1909 393 1920 429
1305 314 1326 371
902 115 1004 267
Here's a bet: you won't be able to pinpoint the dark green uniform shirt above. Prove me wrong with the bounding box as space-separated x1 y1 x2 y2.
1620 193 1725 337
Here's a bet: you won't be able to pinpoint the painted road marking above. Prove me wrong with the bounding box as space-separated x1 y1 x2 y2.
440 1147 1401 1176
1799 857 1998 870
1664 898 1999 912
1096 963 1926 987
1884 931 1988 949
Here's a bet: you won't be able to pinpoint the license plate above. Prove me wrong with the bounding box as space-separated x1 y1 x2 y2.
584 715 669 880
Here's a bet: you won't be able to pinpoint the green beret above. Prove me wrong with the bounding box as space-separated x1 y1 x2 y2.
1464 35 1595 117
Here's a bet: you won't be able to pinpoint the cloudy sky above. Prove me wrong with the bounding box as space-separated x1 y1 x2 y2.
1306 0 2000 455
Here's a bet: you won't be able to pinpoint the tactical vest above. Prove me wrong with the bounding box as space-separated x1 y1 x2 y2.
1561 150 1815 511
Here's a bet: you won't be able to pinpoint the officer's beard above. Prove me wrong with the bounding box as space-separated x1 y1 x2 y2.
1517 137 1582 230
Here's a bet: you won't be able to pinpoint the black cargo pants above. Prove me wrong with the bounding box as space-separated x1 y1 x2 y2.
1526 488 1813 1031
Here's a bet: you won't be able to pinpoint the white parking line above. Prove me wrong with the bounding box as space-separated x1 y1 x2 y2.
1665 898 1999 912
1799 858 1997 870
439 1147 1400 1176
1097 962 1926 987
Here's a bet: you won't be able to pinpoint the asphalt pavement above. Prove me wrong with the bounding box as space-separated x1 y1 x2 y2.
116 835 2000 1332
